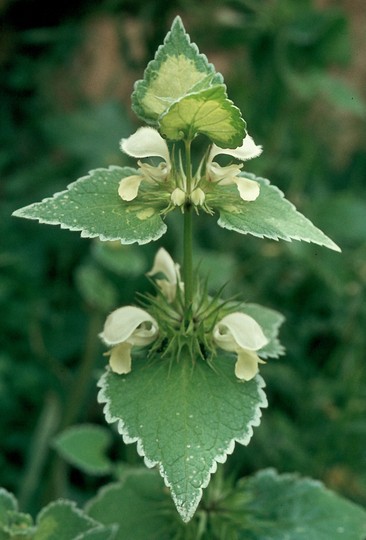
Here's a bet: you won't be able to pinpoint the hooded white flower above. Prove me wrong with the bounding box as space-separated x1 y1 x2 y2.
118 127 171 201
147 247 183 303
213 312 268 381
100 306 158 374
207 134 262 201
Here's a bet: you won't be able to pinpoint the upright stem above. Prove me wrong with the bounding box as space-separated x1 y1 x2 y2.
183 139 194 317
183 208 193 314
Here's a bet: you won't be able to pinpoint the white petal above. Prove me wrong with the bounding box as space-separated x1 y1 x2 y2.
190 188 205 205
171 187 186 206
118 175 143 201
120 127 170 163
109 343 132 374
130 320 159 346
156 279 177 304
235 350 265 381
100 306 157 346
214 312 268 352
208 162 242 184
209 134 262 162
234 177 260 201
147 248 178 286
139 161 170 182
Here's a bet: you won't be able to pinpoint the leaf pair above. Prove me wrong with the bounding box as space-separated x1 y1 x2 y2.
132 16 246 148
12 167 340 251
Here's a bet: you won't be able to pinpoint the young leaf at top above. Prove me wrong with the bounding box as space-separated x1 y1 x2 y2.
13 167 167 245
132 16 224 124
213 173 341 252
98 353 267 523
159 85 246 148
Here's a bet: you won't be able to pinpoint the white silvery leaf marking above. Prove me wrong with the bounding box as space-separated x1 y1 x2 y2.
100 306 158 374
213 312 268 381
119 127 171 201
97 354 267 522
217 173 341 252
12 167 167 245
147 247 183 302
206 134 262 202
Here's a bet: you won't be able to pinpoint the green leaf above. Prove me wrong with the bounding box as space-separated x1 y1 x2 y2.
75 265 118 312
92 242 146 276
98 353 267 522
216 174 341 252
34 500 114 540
12 167 167 246
53 424 113 476
86 469 178 540
132 16 223 124
238 469 366 539
0 489 17 523
159 85 246 148
241 304 285 359
0 489 34 538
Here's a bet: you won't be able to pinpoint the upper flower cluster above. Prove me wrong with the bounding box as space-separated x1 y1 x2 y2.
100 248 268 381
118 127 262 210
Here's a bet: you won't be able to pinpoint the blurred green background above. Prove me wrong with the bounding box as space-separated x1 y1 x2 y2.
1 0 366 516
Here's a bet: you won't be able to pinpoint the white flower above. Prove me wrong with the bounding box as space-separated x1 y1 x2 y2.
190 187 205 206
147 247 183 303
206 134 262 201
118 127 171 201
100 306 158 374
213 312 268 381
171 187 186 206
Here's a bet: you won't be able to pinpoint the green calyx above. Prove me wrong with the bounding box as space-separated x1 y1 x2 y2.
141 278 227 365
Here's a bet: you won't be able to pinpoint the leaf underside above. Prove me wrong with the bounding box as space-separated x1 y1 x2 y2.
159 85 246 148
98 353 267 522
12 166 167 245
217 174 341 252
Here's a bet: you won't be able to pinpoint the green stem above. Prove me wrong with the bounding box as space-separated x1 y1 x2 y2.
183 208 193 315
183 139 194 318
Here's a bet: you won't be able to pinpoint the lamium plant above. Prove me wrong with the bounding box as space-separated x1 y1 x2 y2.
7 15 366 540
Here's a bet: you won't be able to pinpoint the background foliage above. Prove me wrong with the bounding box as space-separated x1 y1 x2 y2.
1 0 365 521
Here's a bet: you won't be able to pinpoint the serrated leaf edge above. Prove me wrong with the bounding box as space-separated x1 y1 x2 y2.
218 174 341 252
97 369 268 522
244 303 286 360
132 16 223 124
12 166 167 246
36 499 103 530
0 488 18 512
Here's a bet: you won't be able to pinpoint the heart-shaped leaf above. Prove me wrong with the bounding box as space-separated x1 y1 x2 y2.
98 353 267 522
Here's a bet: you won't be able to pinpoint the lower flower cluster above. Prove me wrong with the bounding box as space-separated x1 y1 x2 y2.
99 248 268 381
